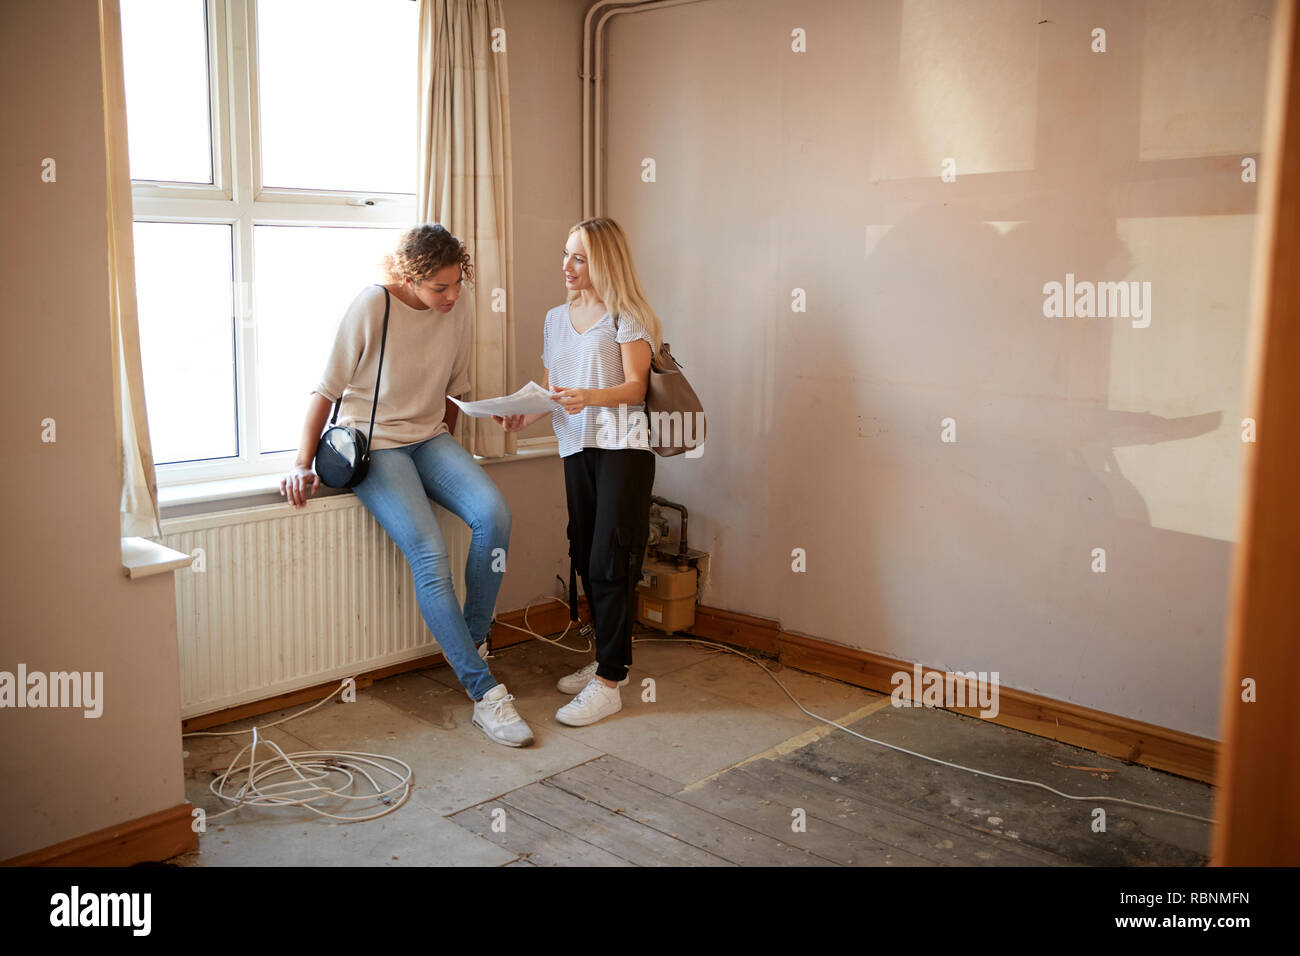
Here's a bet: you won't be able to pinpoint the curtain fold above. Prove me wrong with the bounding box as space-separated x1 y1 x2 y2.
101 0 162 538
417 0 517 459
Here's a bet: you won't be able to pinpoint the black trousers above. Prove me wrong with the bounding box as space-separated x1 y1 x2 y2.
563 447 656 682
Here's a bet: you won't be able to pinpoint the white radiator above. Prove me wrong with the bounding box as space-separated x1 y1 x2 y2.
160 494 469 719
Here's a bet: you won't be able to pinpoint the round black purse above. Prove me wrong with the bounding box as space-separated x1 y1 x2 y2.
314 286 391 489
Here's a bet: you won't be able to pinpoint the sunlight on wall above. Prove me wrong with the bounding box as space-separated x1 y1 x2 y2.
1106 214 1256 542
1138 0 1272 161
880 0 1039 179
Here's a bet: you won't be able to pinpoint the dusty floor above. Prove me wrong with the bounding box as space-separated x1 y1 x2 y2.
169 632 1214 866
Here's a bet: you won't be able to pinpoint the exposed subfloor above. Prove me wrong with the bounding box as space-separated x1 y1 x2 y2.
169 631 1214 866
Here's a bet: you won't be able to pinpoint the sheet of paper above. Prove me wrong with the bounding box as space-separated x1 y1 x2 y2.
448 380 564 418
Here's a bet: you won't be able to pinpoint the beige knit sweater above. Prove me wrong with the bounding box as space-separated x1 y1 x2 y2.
313 284 471 450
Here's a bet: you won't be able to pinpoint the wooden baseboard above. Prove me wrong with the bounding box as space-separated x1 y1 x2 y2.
683 605 782 654
177 596 1214 783
685 606 1218 784
181 597 588 732
3 803 197 867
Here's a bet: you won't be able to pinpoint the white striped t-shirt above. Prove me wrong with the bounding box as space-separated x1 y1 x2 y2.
542 302 656 458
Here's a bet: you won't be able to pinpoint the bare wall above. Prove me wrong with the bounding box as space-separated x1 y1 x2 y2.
602 0 1273 739
0 0 187 860
482 0 595 608
504 0 595 428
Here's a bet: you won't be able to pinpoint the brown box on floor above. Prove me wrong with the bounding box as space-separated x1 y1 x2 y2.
636 557 697 632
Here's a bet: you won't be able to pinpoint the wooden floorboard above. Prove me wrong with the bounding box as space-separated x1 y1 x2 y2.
501 780 736 866
546 759 835 866
450 801 633 866
674 770 925 866
729 757 1065 866
782 707 1206 866
586 753 686 797
446 710 1202 866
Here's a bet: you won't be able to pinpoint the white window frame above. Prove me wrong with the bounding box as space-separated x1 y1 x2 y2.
131 0 417 487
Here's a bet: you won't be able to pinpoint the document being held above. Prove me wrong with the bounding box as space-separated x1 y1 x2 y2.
448 380 564 418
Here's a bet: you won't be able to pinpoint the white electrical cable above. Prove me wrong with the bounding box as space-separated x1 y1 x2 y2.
184 596 1212 828
184 586 587 827
182 682 412 823
489 585 593 654
631 636 1215 825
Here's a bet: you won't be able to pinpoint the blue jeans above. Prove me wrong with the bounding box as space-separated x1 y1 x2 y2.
352 432 510 700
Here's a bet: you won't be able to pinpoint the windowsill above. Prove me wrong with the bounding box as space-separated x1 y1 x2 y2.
158 436 559 519
121 536 194 579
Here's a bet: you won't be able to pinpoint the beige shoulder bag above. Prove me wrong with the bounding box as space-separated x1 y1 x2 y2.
613 315 706 457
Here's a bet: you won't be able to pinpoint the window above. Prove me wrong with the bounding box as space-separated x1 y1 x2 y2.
123 0 418 482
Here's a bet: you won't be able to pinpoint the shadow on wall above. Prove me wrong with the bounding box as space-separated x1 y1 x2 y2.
608 0 1263 737
762 197 1234 712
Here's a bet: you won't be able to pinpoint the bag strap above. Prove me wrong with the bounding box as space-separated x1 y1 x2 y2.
612 312 680 372
365 286 392 454
569 557 579 623
328 285 392 447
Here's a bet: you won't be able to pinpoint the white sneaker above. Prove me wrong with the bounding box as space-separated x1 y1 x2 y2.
556 678 623 727
556 660 629 695
477 640 490 661
473 684 534 747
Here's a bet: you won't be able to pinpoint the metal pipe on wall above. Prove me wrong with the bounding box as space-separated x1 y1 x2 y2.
584 0 713 218
582 1 640 218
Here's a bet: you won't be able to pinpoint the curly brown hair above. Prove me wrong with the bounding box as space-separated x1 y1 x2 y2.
380 223 474 286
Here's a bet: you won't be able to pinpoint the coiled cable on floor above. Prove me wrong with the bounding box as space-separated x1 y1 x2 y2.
182 682 412 823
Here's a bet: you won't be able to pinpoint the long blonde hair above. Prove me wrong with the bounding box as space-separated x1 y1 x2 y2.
566 218 663 358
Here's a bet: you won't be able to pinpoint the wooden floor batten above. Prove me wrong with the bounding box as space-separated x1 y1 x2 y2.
450 708 1211 867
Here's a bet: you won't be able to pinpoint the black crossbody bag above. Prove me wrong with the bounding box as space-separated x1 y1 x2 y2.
314 286 391 488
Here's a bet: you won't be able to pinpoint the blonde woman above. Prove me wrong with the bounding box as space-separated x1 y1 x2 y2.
495 217 661 726
282 224 534 748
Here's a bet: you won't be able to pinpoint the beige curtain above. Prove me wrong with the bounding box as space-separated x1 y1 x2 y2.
417 0 516 459
101 0 162 538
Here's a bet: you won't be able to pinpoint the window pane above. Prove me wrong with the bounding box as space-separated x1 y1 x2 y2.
121 0 213 184
257 0 418 193
133 223 236 463
254 225 405 454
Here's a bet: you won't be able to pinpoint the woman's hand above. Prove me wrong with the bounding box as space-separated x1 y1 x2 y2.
280 464 320 509
493 413 529 432
551 384 590 415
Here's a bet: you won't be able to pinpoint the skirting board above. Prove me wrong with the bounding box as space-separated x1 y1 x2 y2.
177 596 1214 783
684 606 1218 785
3 803 197 867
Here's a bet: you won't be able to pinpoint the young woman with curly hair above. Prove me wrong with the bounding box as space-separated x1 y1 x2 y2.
281 223 534 748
